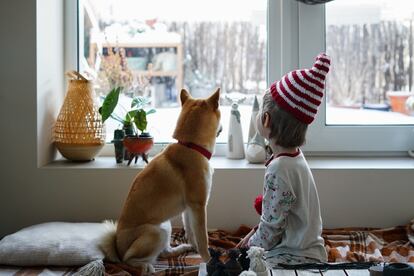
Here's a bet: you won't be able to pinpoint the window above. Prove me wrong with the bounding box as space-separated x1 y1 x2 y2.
325 0 414 125
69 0 414 153
294 0 414 153
78 0 267 143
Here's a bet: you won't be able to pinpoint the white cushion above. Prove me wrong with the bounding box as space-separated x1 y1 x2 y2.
0 222 106 266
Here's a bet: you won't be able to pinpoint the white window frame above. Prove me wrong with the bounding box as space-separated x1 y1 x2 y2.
66 0 414 156
269 0 414 155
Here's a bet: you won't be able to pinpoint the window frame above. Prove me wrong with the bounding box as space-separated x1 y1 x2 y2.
67 0 414 156
270 0 414 154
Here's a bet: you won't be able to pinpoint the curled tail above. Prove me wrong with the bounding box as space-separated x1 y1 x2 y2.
100 220 121 263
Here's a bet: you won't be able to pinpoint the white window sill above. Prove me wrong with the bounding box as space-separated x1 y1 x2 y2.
43 156 414 170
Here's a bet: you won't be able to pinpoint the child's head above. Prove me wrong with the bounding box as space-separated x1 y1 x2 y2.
256 92 308 148
256 53 331 148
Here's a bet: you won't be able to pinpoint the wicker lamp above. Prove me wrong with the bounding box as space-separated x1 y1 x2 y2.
53 71 105 161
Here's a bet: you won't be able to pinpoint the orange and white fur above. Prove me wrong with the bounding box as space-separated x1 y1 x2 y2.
101 89 221 273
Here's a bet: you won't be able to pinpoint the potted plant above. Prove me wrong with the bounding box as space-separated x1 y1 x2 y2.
386 91 414 115
99 87 156 165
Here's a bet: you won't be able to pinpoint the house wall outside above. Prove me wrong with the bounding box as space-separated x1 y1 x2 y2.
0 0 413 238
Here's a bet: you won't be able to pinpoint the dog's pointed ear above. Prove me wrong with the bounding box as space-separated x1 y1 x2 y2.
207 88 220 109
180 89 191 105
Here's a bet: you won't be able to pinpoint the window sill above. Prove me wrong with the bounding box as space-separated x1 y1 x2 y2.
43 156 414 170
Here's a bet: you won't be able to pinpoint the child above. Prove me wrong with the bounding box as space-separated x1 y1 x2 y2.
237 53 330 265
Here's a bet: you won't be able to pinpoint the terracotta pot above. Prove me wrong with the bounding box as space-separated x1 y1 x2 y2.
123 135 154 155
387 91 414 115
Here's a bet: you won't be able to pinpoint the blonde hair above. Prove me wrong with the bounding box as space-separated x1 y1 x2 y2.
261 91 308 148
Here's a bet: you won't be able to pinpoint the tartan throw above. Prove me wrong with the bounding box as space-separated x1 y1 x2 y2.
1 220 413 275
323 219 414 263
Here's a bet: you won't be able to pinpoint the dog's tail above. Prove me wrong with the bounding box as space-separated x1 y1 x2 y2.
100 220 121 263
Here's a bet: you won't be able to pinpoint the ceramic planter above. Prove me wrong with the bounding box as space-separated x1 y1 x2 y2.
123 134 154 165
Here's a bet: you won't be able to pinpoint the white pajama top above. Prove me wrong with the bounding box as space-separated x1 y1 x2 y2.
248 150 327 262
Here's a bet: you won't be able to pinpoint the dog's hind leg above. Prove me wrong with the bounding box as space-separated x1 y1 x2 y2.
120 224 169 274
159 220 194 258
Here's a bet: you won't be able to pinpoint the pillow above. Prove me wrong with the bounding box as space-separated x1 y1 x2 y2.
0 222 106 266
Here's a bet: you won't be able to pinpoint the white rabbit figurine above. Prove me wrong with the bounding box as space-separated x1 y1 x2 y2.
246 246 269 276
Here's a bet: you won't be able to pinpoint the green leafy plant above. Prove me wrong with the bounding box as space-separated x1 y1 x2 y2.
99 87 155 135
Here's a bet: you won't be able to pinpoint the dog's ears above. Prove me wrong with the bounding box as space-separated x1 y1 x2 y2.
207 88 220 109
180 89 191 105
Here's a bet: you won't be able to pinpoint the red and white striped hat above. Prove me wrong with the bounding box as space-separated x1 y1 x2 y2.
270 53 331 124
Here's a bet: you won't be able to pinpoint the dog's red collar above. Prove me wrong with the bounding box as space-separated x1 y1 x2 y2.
177 141 212 160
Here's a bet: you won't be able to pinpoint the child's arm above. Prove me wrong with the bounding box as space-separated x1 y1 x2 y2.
248 173 296 250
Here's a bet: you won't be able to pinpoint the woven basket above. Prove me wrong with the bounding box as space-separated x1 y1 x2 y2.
53 71 105 161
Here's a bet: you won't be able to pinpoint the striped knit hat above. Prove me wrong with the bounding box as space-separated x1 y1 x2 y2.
270 53 331 124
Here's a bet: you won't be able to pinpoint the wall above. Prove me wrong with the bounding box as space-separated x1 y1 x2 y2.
37 0 65 166
0 0 414 238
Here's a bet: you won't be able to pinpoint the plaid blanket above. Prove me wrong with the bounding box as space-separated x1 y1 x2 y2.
323 219 414 263
1 221 413 275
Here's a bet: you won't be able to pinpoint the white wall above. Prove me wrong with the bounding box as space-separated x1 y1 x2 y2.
37 0 65 166
0 0 413 238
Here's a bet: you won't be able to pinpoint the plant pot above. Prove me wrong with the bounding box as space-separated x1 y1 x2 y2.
123 134 154 165
123 135 154 154
387 91 414 115
112 129 125 164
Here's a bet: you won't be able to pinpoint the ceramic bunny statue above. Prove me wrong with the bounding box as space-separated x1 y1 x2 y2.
246 246 269 276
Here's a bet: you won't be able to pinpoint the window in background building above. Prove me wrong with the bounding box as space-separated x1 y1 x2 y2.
325 0 414 125
80 0 267 142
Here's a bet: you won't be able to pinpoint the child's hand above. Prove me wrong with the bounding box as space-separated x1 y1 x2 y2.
236 228 256 248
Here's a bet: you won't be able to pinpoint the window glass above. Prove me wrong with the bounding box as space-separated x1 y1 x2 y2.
325 0 414 125
81 0 267 142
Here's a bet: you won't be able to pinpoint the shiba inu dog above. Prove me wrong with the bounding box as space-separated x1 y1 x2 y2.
101 88 221 273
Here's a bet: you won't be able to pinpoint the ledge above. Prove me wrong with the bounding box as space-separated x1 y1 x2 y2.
43 156 414 170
